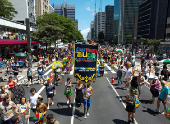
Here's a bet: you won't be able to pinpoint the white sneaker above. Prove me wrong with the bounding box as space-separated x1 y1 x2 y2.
27 85 30 87
69 105 72 108
52 102 54 105
86 112 89 116
67 100 69 104
47 106 49 109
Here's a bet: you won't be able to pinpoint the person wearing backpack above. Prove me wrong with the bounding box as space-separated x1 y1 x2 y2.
117 65 123 86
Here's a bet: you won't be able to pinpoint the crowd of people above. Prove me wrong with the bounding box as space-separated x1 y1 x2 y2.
0 44 169 124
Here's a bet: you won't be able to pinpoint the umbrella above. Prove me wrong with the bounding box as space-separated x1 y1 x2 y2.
163 59 170 64
135 99 139 108
164 108 170 120
15 52 27 57
33 113 44 123
52 61 63 69
116 49 122 52
23 109 29 115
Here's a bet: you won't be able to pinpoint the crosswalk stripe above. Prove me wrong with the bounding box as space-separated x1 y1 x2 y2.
105 63 116 74
44 69 53 76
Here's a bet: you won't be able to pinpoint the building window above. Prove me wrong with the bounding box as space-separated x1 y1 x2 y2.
167 33 170 37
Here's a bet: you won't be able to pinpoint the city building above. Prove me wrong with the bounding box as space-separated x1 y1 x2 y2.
0 17 38 58
138 0 169 40
35 0 49 19
8 0 35 24
105 5 114 42
94 12 105 39
87 31 91 41
53 4 75 21
75 19 78 30
49 4 54 13
91 21 95 41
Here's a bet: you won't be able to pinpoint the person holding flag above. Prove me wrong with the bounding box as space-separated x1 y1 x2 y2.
17 97 30 124
83 84 93 119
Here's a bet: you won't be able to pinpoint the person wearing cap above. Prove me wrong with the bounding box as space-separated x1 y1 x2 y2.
126 89 138 123
150 76 160 104
44 78 56 109
154 80 169 113
64 77 73 108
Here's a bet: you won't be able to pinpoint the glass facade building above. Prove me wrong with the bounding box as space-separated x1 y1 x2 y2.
105 5 114 41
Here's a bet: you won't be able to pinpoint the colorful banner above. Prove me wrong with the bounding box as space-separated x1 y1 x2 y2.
74 44 98 84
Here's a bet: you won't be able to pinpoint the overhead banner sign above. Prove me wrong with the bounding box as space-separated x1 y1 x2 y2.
74 44 98 84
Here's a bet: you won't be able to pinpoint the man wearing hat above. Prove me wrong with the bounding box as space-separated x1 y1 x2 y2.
154 80 169 113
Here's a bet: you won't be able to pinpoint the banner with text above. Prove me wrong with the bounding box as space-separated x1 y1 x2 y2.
74 44 98 84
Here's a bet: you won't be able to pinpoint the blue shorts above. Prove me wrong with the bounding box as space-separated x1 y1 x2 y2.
83 98 91 108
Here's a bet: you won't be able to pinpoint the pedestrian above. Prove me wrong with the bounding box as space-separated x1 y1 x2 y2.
154 80 169 113
153 58 157 70
27 88 38 114
7 76 18 97
140 56 145 70
148 58 153 75
123 63 133 90
43 79 56 109
141 64 148 80
12 66 19 84
150 76 160 104
0 95 18 124
163 66 169 81
27 66 33 87
17 97 30 124
129 76 139 97
83 84 93 119
117 65 123 86
37 66 44 85
42 58 46 71
18 59 23 72
75 80 83 108
64 77 73 108
155 63 160 77
11 114 21 124
46 114 60 124
137 73 145 99
3 58 7 68
131 57 135 67
126 89 138 123
0 86 10 102
36 96 48 124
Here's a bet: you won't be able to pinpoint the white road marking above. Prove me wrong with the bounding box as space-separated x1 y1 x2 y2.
37 85 46 95
106 77 138 124
105 63 116 73
44 69 53 76
71 95 76 124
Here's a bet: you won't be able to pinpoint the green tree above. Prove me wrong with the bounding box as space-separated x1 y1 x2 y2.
0 0 18 20
31 13 84 47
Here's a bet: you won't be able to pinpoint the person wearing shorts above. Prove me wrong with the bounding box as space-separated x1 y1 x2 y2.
42 58 46 71
37 66 44 85
27 66 33 87
137 73 145 99
18 60 23 72
123 64 133 90
83 84 93 119
12 66 19 84
154 80 169 113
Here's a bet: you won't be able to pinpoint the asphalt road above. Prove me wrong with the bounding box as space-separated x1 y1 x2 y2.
21 63 170 124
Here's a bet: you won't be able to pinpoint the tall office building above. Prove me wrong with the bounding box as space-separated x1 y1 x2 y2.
91 21 95 41
94 12 105 39
138 0 169 40
53 4 75 21
121 0 143 44
87 31 91 41
35 0 49 19
49 4 54 13
105 5 114 42
8 0 35 24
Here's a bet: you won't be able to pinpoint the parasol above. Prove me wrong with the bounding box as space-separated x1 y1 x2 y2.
33 113 44 123
163 59 170 64
135 99 139 108
52 61 63 69
164 108 170 120
15 52 27 57
116 49 122 52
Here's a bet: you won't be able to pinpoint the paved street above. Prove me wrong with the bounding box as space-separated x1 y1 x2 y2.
14 61 170 124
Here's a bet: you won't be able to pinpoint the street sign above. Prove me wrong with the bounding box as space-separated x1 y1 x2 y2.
74 44 98 85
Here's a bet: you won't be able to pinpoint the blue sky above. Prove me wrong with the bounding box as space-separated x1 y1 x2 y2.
49 0 114 39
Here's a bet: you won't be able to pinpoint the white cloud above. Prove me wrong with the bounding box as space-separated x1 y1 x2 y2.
91 0 94 2
86 7 91 11
81 20 85 22
81 28 90 40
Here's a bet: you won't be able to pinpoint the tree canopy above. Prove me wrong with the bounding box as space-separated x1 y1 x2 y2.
31 13 84 45
0 0 18 20
140 38 163 45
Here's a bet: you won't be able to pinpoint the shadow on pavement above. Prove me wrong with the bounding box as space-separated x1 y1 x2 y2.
142 107 157 116
115 87 127 90
74 109 84 121
57 102 69 107
50 107 72 116
112 119 128 124
139 99 152 104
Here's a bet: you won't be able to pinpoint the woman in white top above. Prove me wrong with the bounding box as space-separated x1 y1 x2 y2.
123 63 133 90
